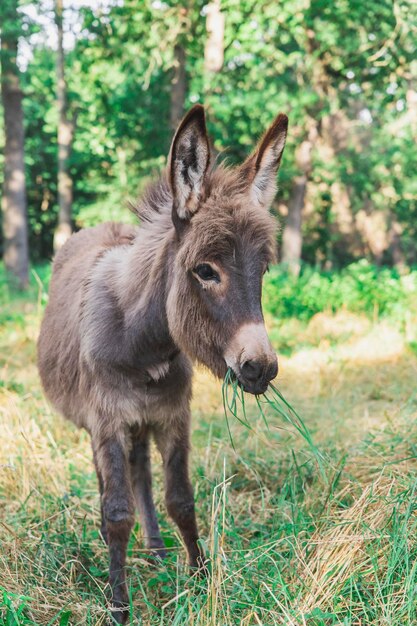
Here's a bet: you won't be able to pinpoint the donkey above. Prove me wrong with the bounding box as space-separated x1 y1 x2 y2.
37 105 288 623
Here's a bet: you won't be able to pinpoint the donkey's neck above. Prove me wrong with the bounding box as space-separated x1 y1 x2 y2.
114 218 178 371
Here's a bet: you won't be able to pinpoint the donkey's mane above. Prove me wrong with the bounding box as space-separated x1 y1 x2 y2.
129 173 172 225
130 163 248 227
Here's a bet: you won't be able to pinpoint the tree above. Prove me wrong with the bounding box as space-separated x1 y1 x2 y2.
170 41 187 133
204 0 224 82
0 0 29 288
53 0 75 251
203 0 224 157
8 0 417 267
170 5 189 133
281 125 316 274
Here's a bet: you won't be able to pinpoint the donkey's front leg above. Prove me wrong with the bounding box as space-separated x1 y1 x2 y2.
129 425 166 558
92 446 108 544
154 421 205 571
93 433 135 624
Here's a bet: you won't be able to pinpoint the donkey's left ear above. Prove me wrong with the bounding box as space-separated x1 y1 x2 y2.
169 104 210 223
243 113 288 209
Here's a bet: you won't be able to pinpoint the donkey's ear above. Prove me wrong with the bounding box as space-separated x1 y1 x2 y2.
169 104 210 223
243 113 288 209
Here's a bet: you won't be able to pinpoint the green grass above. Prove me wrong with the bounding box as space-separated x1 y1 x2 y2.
2 263 417 625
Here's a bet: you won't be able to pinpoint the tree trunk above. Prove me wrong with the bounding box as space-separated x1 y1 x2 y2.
389 219 405 267
203 0 224 157
0 0 29 289
170 42 187 133
53 0 74 252
281 176 307 275
204 0 224 75
281 134 314 275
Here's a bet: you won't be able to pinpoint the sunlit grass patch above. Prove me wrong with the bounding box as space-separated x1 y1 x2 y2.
2 269 417 624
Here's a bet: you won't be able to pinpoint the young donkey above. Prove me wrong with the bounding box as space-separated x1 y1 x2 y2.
38 105 288 622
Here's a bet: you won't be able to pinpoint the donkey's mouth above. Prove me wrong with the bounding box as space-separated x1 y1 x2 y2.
239 378 269 395
227 367 270 396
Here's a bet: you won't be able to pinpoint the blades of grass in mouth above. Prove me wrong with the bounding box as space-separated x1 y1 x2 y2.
222 369 327 481
266 382 327 481
221 369 254 451
255 394 271 431
221 369 236 451
223 369 253 431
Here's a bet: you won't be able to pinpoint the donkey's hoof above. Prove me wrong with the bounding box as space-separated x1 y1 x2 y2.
190 556 210 579
144 546 167 566
145 539 167 563
108 601 129 625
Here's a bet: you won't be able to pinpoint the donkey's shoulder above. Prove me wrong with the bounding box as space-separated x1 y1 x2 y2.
67 221 137 251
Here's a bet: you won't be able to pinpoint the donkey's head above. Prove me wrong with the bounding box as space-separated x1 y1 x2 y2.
166 105 288 394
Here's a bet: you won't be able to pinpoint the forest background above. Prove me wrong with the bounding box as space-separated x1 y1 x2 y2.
1 0 416 288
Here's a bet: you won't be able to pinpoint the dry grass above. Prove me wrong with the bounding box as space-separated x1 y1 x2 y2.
1 294 417 624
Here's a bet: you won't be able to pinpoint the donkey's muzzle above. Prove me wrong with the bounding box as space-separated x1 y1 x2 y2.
239 357 278 395
224 322 278 395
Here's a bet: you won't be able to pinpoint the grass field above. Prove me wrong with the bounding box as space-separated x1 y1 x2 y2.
1 266 417 625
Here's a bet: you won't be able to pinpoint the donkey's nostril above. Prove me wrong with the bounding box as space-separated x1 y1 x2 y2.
267 359 278 382
241 359 263 382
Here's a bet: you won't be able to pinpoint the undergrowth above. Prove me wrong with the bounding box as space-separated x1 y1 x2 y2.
263 259 417 321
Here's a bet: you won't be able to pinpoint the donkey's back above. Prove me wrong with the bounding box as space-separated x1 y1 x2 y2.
38 222 136 428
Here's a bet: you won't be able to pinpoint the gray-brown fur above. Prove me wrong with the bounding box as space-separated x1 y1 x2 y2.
37 105 288 623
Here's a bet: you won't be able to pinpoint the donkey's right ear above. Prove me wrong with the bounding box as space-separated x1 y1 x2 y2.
241 113 288 210
169 104 210 225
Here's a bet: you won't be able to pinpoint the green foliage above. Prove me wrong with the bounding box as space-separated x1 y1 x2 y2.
0 262 50 328
263 260 417 320
23 48 58 260
1 0 416 267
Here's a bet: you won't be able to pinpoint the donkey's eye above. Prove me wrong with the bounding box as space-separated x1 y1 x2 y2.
193 263 220 283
